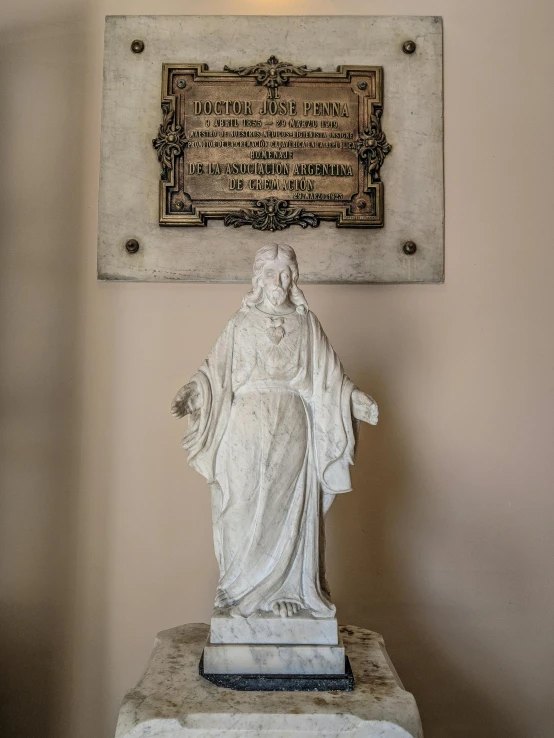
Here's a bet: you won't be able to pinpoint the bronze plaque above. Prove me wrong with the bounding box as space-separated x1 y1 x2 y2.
152 57 391 230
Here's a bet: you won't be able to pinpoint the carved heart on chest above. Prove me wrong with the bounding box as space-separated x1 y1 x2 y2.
265 317 285 345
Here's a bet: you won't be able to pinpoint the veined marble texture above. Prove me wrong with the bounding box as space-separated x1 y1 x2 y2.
210 608 339 645
172 244 378 630
114 623 424 738
203 641 345 675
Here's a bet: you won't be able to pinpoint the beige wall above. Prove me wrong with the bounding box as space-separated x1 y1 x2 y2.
1 1 553 737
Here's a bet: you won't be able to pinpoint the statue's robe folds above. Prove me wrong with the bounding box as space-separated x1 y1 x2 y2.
182 306 358 618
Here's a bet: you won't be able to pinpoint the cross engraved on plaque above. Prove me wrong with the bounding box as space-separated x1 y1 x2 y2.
152 59 391 230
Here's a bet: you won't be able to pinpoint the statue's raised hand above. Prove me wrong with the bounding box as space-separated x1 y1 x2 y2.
351 388 379 425
171 382 200 418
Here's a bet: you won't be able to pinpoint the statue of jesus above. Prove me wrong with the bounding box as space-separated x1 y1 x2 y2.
172 244 378 620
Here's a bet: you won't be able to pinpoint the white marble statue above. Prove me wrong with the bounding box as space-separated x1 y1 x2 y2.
172 244 378 621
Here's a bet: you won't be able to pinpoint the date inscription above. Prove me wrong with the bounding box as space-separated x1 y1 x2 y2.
153 59 391 229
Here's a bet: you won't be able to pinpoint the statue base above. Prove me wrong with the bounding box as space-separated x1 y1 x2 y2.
199 651 355 692
210 607 339 644
204 608 346 678
114 623 424 738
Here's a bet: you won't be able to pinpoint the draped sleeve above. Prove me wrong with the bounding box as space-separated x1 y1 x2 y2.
308 312 359 495
180 315 237 484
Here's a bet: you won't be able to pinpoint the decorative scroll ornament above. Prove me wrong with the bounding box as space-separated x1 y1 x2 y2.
152 104 187 181
224 56 322 99
356 107 392 183
224 198 319 231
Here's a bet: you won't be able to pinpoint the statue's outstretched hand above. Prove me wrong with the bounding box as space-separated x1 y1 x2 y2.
171 382 200 418
351 388 379 425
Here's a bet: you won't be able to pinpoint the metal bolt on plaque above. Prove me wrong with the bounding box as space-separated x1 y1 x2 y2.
125 239 140 254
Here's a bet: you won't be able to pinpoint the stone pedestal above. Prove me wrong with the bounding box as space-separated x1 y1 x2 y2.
114 623 424 738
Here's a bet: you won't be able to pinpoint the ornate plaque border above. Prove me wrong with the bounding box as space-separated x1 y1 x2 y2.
152 61 391 230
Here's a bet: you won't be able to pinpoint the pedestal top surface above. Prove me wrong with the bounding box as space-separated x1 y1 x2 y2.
115 623 423 737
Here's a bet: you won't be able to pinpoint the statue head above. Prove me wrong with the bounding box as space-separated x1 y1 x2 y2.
242 243 308 314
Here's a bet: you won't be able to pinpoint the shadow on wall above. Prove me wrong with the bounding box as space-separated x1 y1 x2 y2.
327 369 522 738
0 11 96 738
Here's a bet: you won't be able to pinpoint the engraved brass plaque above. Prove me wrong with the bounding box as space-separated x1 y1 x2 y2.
152 57 391 230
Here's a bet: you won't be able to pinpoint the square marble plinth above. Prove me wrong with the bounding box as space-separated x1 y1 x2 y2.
203 641 345 675
206 609 343 675
114 623 424 738
210 608 339 644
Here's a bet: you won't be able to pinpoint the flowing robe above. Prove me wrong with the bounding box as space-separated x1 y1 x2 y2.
182 305 358 618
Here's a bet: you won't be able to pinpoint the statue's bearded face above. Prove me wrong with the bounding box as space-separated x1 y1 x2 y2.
261 259 292 306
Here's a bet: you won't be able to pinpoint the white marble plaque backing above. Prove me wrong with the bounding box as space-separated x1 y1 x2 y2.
98 15 443 283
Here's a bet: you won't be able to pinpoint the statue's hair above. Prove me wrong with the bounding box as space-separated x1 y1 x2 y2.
242 243 308 314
